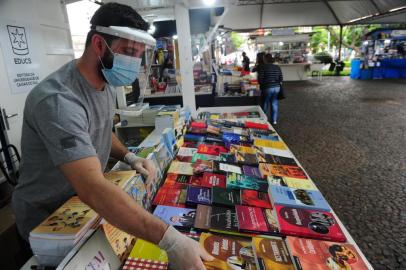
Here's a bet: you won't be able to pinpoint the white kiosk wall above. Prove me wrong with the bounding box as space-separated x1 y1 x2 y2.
0 0 74 154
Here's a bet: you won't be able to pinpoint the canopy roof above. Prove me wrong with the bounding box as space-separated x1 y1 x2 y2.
104 0 406 29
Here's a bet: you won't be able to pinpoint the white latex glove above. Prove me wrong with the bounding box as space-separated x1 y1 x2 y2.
159 226 214 270
124 152 157 183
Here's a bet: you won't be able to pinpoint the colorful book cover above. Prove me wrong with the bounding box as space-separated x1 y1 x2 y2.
235 205 276 234
189 175 203 186
191 121 207 128
194 205 239 232
269 186 331 212
191 153 219 163
193 160 215 174
270 165 308 179
104 171 138 188
202 172 227 188
254 139 287 150
152 186 187 207
229 144 256 154
198 144 228 156
128 146 155 159
199 232 253 270
186 186 212 206
242 165 262 179
259 163 272 178
188 126 208 134
245 121 269 130
183 141 199 148
154 143 172 172
268 176 318 190
153 205 196 228
222 133 252 145
207 125 221 135
167 161 194 176
30 196 97 237
177 147 198 157
211 187 241 207
176 155 193 162
219 153 236 163
275 205 346 242
124 174 149 209
184 133 206 142
252 236 295 270
218 163 242 174
254 146 294 159
102 223 135 261
226 173 268 192
235 151 259 165
241 190 272 209
123 258 168 270
256 152 297 166
286 236 369 270
162 173 190 188
205 136 225 144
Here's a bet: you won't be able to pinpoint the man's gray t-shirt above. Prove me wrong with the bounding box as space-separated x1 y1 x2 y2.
12 60 115 241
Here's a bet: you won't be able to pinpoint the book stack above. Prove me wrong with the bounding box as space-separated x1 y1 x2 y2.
29 196 100 266
150 111 370 270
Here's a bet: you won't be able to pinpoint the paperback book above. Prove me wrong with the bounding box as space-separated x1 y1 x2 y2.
216 162 242 174
226 173 268 192
269 186 331 212
252 236 295 270
275 205 346 242
235 205 279 234
177 147 198 157
254 139 287 150
124 239 168 270
286 236 369 270
256 152 297 166
229 144 256 154
152 186 187 207
242 165 262 179
211 187 241 207
162 173 190 188
270 165 309 180
235 151 259 165
167 161 194 176
192 153 220 163
193 160 215 174
198 144 228 156
241 190 272 209
268 176 318 190
194 205 239 232
219 153 236 163
186 186 212 206
201 172 227 188
153 205 196 229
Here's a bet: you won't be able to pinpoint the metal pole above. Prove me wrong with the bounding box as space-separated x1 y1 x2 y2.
336 25 343 76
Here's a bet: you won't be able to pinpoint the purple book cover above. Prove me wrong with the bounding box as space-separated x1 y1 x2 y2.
242 165 262 178
186 186 212 206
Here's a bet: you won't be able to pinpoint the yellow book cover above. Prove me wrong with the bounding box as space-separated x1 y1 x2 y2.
128 238 168 262
199 232 253 270
167 161 194 175
254 139 287 150
284 177 317 190
252 236 295 270
31 196 97 236
104 170 138 188
158 111 179 125
102 223 135 261
230 144 256 154
259 163 272 178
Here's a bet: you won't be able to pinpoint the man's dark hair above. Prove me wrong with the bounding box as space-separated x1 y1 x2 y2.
85 2 149 47
265 53 274 64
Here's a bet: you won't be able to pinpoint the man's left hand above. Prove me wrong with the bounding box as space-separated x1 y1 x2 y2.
124 153 157 183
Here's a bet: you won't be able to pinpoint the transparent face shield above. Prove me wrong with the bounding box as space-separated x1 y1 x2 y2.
95 26 156 105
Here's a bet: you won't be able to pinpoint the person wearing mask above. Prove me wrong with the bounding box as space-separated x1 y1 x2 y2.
258 53 283 125
242 52 250 72
12 3 213 269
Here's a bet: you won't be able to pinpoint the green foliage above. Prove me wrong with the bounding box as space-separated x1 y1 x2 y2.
230 32 246 50
314 51 333 64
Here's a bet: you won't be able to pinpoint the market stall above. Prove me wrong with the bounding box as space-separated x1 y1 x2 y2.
351 28 406 79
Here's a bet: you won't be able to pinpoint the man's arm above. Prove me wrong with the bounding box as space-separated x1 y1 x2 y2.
59 157 213 269
59 156 166 243
110 132 129 161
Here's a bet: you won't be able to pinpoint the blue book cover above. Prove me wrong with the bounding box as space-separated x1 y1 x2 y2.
186 186 212 206
184 133 206 142
153 205 196 228
269 185 331 212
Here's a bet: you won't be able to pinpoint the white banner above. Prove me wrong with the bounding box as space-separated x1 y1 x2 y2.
0 19 43 94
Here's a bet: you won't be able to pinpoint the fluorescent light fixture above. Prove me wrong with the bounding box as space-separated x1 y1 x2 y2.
172 35 178 40
348 14 373 23
148 24 156 34
279 42 284 46
389 6 406 12
384 39 391 44
363 41 369 45
203 0 215 6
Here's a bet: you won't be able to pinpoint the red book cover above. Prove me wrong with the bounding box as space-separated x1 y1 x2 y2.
162 173 190 188
286 236 369 270
191 121 207 128
152 186 187 207
189 175 203 186
201 172 226 188
275 205 346 242
197 144 228 156
235 205 271 234
244 121 269 130
241 190 272 209
271 165 309 179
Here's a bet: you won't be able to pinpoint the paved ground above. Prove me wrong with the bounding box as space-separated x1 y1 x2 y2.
275 77 406 270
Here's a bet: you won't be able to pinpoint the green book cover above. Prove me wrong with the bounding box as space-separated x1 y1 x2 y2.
211 187 241 206
191 153 219 163
226 173 268 192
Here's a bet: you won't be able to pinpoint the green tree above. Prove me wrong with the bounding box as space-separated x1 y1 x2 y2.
230 32 246 49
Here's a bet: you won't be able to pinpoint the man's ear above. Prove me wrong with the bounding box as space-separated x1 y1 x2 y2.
91 34 105 57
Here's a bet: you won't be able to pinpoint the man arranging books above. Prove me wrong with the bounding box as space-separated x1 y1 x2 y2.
12 3 213 269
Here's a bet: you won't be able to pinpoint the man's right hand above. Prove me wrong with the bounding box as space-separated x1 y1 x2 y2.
159 226 214 270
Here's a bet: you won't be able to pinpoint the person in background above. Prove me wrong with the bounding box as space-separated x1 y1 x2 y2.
12 3 213 270
242 52 250 72
252 52 265 109
258 53 283 125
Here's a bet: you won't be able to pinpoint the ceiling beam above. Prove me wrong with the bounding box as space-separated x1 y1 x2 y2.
368 0 383 14
259 0 264 28
321 0 341 25
347 7 406 24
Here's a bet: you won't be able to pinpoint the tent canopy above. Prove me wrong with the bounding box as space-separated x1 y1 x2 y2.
105 0 406 29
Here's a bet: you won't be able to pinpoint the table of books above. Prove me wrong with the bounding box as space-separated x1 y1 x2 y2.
23 106 373 270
